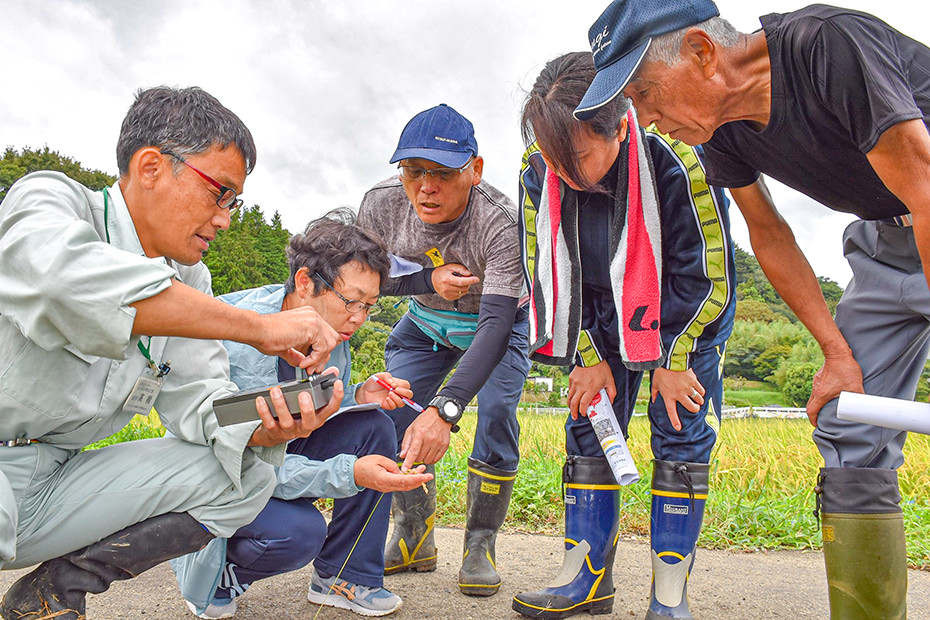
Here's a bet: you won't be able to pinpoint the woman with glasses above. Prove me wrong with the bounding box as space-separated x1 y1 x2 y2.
173 208 429 619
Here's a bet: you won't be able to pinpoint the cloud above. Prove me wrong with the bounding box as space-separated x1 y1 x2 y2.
727 181 856 286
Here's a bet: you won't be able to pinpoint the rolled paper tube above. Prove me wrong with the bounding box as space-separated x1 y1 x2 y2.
836 391 930 435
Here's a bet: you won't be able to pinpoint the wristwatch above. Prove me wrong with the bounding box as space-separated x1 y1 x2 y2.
429 395 463 433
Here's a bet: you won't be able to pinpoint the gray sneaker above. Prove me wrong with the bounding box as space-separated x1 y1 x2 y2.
185 598 236 619
307 568 403 617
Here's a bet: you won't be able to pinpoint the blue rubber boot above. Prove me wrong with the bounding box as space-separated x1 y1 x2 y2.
645 460 709 620
512 456 619 619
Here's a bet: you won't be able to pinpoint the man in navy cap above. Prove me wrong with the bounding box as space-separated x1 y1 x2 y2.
579 0 930 618
356 104 530 597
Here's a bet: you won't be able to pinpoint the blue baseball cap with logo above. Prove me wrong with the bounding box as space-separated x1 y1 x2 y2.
574 0 719 120
390 104 479 168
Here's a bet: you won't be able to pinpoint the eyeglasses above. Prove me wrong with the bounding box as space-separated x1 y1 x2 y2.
162 150 244 211
397 158 473 182
314 272 383 316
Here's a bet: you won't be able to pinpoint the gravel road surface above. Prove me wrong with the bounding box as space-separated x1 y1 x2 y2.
1 526 928 619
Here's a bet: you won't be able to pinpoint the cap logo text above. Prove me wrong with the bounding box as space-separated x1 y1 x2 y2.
591 26 611 56
434 136 459 144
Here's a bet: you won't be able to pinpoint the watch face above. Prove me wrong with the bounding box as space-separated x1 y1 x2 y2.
442 401 460 417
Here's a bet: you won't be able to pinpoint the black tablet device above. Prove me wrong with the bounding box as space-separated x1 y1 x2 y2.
213 373 336 427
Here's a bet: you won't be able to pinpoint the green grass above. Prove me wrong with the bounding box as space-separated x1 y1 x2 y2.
724 389 787 407
437 411 566 533
437 411 930 570
83 410 165 450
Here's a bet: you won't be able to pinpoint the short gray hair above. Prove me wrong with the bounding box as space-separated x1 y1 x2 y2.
116 86 257 176
645 17 741 66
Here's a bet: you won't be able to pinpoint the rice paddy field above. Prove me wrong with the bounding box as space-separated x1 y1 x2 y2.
437 410 930 570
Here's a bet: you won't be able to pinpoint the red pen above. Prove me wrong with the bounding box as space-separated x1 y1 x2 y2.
372 376 424 412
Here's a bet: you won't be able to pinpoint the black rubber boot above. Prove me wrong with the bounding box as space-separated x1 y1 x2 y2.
458 457 517 597
816 467 907 620
384 464 437 575
0 512 213 620
512 456 619 619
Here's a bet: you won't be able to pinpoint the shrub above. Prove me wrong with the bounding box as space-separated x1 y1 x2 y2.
782 362 819 406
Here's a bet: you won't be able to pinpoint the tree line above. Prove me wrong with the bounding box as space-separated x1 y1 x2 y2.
1 146 116 202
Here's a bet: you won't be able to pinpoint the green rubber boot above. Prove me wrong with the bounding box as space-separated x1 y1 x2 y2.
817 467 907 620
384 464 437 575
458 458 517 596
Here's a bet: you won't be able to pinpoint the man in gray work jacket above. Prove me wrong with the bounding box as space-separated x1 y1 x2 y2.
0 86 342 620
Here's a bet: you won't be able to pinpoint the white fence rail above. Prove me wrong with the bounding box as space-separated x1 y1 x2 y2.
722 406 807 419
504 405 808 419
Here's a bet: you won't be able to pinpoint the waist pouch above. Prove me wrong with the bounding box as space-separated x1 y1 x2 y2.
407 298 479 351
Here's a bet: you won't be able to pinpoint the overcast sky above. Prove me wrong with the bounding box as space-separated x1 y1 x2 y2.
4 0 930 286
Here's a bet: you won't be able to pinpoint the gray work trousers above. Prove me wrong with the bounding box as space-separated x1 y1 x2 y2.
0 436 275 570
814 219 930 469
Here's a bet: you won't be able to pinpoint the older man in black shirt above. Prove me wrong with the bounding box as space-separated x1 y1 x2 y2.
576 0 930 618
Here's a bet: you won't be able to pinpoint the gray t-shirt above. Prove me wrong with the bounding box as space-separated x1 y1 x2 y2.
357 177 524 313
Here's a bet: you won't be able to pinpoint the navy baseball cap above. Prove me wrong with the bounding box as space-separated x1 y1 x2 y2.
574 0 719 120
390 104 478 168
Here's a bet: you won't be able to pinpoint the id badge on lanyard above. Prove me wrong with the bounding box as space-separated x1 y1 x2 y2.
122 338 171 415
123 369 164 415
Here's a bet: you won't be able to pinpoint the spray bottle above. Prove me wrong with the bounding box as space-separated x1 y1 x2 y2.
586 388 639 485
